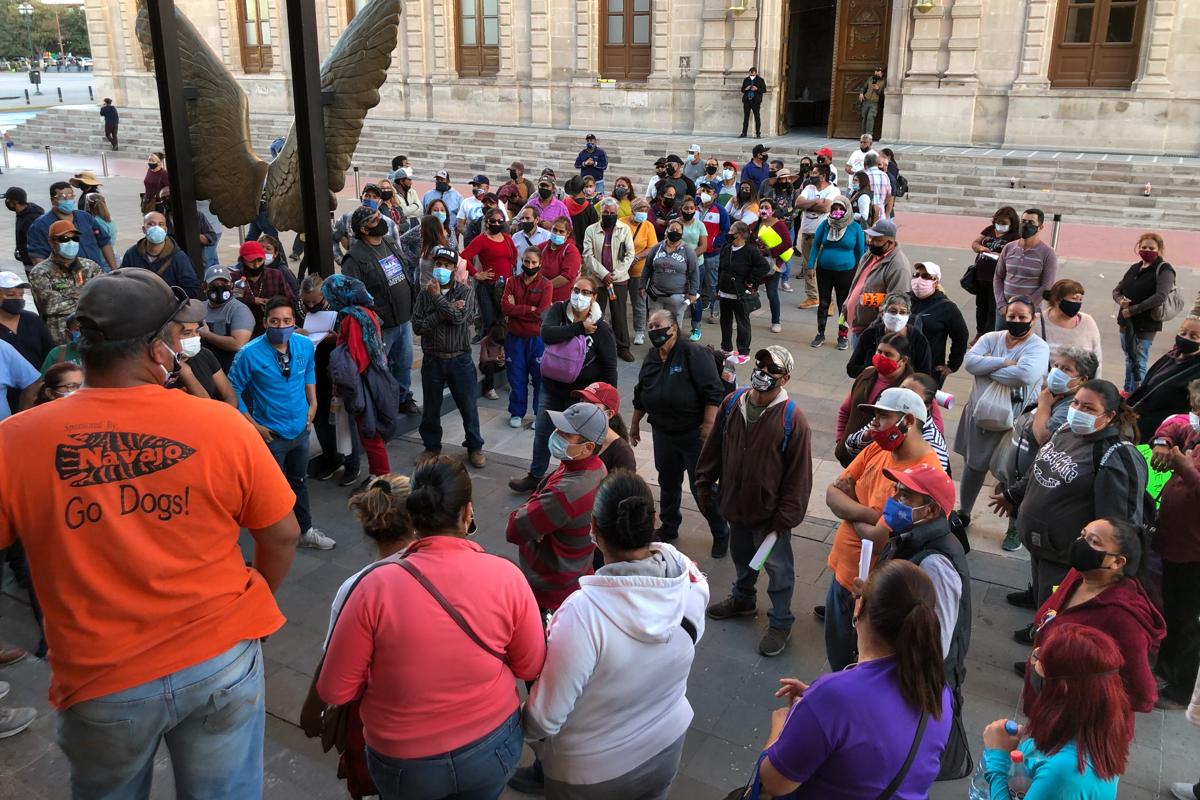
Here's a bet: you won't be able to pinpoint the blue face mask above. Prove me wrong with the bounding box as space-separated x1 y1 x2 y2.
633 211 648 223
362 199 380 210
550 233 566 246
145 225 167 245
266 325 294 345
548 431 583 462
432 267 453 286
57 198 76 214
1046 367 1072 395
882 495 928 534
58 240 80 260
1066 405 1099 435
69 329 81 344
433 211 448 224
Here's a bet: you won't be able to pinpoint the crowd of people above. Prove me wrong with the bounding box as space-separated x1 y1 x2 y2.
0 132 1198 800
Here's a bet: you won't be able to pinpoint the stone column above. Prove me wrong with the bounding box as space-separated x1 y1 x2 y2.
906 2 949 83
1132 0 1176 91
1011 0 1052 90
944 0 982 84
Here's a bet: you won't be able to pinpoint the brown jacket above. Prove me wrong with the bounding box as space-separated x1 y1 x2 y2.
695 390 813 532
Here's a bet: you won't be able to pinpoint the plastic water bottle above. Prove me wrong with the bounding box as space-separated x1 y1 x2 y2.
967 720 1020 799
1007 750 1031 799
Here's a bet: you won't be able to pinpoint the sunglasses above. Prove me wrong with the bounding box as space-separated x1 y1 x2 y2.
757 362 784 376
53 234 81 243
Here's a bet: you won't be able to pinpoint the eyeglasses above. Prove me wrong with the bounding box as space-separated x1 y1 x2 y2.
572 287 595 297
54 193 76 201
52 383 82 396
53 234 81 243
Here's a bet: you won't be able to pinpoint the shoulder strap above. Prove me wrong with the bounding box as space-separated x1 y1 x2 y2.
780 399 797 452
875 711 930 800
723 387 750 426
398 558 509 664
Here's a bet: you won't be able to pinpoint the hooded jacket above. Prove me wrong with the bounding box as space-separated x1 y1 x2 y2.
522 542 709 785
1023 569 1166 715
910 290 970 381
846 316 933 379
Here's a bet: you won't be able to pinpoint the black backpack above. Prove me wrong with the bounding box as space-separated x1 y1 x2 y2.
895 174 909 198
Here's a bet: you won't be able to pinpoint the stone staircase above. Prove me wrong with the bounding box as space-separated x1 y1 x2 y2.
7 106 1200 230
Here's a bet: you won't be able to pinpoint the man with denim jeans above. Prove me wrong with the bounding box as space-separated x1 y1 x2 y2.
230 297 335 550
698 345 812 657
698 184 729 325
0 268 300 798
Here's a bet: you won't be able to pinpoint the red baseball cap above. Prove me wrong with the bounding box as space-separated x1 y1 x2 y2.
815 147 834 159
573 381 620 412
882 463 955 518
722 160 739 171
239 240 266 261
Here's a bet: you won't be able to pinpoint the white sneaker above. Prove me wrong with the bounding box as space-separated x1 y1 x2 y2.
510 415 523 428
633 332 645 345
770 323 782 333
298 527 336 550
0 681 9 701
483 389 499 400
1172 783 1198 800
0 706 35 739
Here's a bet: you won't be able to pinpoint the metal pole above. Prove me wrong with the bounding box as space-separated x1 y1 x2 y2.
145 0 203 278
2 145 9 171
24 89 29 105
100 151 108 177
44 145 52 172
352 165 360 197
57 87 62 103
284 0 335 278
1051 213 1062 250
88 85 93 101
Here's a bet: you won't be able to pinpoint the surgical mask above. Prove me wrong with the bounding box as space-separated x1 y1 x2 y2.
1190 412 1200 433
538 187 553 200
648 328 673 348
362 198 380 210
1005 320 1032 338
910 277 936 299
179 336 202 358
1067 536 1110 572
881 312 908 333
263 253 276 266
699 193 712 205
570 292 592 312
882 496 927 533
870 420 907 451
1177 335 1200 355
145 225 167 245
584 185 596 197
208 287 231 304
550 233 566 246
433 211 448 224
633 211 648 223
0 298 24 314
993 223 1010 234
1020 222 1039 239
549 431 582 462
432 267 453 286
751 368 779 392
1046 367 1072 395
1058 300 1081 317
58 240 80 259
722 169 734 181
872 353 899 376
266 325 294 345
666 230 683 242
1065 405 1099 435
57 198 77 214
154 339 181 386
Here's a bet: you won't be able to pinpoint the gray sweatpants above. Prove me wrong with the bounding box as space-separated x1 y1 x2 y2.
543 734 686 800
650 294 691 328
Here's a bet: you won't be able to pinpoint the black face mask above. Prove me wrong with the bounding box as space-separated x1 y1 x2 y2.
1005 320 1032 338
600 215 617 230
520 220 537 233
435 180 450 192
508 169 518 181
379 190 394 201
648 328 673 348
739 189 751 200
1176 335 1200 355
655 169 667 178
613 187 628 199
522 266 540 277
661 197 675 209
208 287 231 304
242 264 264 277
777 182 792 192
1058 300 1082 318
681 211 696 221
367 219 388 237
538 187 553 200
705 165 718 175
486 221 504 234
4 201 14 213
868 243 888 256
1068 536 1111 573
666 230 684 243
1 298 25 315
1020 222 1039 239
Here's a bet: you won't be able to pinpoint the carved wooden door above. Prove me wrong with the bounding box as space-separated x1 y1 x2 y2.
828 0 892 139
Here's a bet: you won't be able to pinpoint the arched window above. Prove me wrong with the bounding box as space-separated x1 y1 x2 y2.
600 0 651 80
457 0 499 77
1048 0 1147 88
237 0 273 74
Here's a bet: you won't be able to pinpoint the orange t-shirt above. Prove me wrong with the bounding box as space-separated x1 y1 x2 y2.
0 384 295 708
827 443 945 590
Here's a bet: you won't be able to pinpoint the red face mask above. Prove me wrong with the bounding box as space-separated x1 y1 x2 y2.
872 353 900 376
1138 249 1158 263
870 420 908 451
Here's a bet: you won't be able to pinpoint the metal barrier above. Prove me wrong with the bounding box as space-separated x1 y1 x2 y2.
44 145 52 172
1051 213 1062 249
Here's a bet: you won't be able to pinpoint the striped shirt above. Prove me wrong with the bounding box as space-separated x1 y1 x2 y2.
845 417 951 474
410 280 477 356
866 167 892 214
505 454 607 610
993 240 1058 310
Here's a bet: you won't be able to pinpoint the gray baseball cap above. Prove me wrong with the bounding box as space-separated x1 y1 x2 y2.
864 219 898 238
204 265 233 284
547 402 609 446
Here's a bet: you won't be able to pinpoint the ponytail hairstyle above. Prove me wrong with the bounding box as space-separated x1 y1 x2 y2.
405 456 473 534
591 469 656 552
348 474 414 547
1101 516 1147 581
859 560 945 720
1080 378 1140 443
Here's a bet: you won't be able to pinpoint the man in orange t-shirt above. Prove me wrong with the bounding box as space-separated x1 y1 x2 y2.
823 387 944 670
0 269 299 798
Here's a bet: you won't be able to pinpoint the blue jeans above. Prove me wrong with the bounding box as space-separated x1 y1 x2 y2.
702 254 721 308
1122 333 1153 394
383 321 414 404
268 430 311 532
729 524 795 630
58 640 265 800
420 352 484 453
505 334 544 418
824 578 857 671
764 273 781 325
366 709 522 800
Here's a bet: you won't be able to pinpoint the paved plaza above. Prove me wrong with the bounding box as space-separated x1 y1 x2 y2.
0 164 1198 798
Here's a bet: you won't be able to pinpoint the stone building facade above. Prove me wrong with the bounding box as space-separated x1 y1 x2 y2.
84 0 1200 155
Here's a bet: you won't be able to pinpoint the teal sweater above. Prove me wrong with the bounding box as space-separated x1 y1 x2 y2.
808 219 865 271
985 739 1118 799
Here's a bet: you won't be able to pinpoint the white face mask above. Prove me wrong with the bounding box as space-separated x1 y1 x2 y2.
263 253 275 266
882 312 909 333
1190 412 1200 433
722 169 734 182
699 192 712 205
570 292 592 312
994 223 1010 234
179 336 202 358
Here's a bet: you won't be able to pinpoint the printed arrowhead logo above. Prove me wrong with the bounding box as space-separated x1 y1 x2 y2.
55 432 197 487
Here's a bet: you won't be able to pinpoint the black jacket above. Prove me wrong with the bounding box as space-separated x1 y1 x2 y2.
340 236 415 328
846 317 933 379
633 339 726 433
1129 351 1200 443
717 243 771 295
911 290 970 385
120 237 200 298
540 301 617 399
14 203 45 266
740 75 766 106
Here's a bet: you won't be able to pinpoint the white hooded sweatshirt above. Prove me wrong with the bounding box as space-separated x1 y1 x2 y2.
523 541 709 785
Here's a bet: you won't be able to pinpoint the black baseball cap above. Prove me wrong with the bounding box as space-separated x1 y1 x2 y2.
665 154 684 165
3 187 27 203
431 246 458 263
752 144 770 156
76 269 207 341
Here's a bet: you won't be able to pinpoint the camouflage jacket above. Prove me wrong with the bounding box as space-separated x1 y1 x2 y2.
29 257 104 345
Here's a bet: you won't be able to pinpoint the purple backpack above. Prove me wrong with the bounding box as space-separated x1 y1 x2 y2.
540 335 587 383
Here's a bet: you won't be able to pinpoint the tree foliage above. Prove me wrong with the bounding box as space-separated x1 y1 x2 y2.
0 2 92 60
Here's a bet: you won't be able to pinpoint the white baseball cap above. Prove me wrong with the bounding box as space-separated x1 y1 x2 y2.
859 387 928 423
916 261 942 280
687 144 701 153
0 271 31 289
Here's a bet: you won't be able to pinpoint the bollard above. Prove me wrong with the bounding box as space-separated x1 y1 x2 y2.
100 151 109 177
57 87 62 103
352 165 361 197
24 89 29 105
88 86 94 101
44 145 53 172
1 145 8 171
1051 213 1062 249
237 225 247 243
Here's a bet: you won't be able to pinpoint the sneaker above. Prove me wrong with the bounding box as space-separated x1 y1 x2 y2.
483 389 499 400
781 281 794 293
618 350 636 363
633 332 645 345
0 681 8 701
509 415 523 428
706 596 757 620
1002 525 1023 552
398 398 422 415
953 510 972 530
0 646 27 667
298 527 336 550
337 465 362 487
836 335 849 351
812 605 826 621
654 526 679 542
770 323 781 333
1013 625 1035 646
688 329 702 342
467 450 486 468
508 472 541 493
508 762 545 793
1171 782 1199 800
314 460 342 481
759 627 792 657
0 706 36 740
735 354 750 365
415 449 440 467
1006 586 1036 609
1013 660 1027 679
810 333 825 348
798 298 819 309
706 311 718 324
